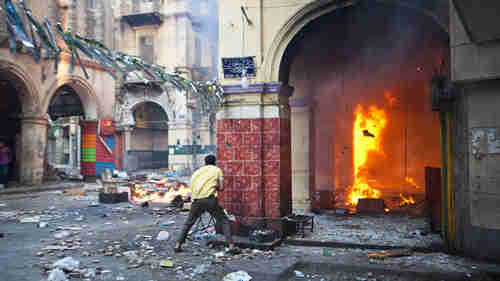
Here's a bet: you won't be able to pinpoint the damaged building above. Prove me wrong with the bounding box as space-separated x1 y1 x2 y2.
0 0 218 184
217 0 500 262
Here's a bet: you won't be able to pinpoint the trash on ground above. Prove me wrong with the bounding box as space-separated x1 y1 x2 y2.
214 251 225 258
20 216 41 223
193 264 210 275
54 231 72 239
367 249 413 259
52 257 80 271
63 188 87 197
156 231 170 241
47 268 68 281
294 270 305 277
223 270 253 281
160 259 173 268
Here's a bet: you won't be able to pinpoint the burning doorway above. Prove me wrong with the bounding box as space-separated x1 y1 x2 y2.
0 79 22 183
283 2 449 212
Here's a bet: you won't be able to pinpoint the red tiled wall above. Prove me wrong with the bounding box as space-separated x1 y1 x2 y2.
217 118 292 223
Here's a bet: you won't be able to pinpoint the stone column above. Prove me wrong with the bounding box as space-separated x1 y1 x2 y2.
122 126 133 171
217 83 292 227
290 98 312 212
20 116 49 185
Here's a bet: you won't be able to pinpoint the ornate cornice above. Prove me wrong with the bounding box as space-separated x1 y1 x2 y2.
222 82 285 95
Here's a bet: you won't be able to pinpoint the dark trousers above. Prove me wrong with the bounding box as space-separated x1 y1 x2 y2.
177 195 233 245
0 164 8 187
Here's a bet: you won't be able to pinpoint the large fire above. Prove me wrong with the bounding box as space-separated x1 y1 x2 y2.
346 104 387 206
399 193 416 206
129 182 191 204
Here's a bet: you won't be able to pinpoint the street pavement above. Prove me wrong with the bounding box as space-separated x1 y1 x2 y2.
1 188 499 281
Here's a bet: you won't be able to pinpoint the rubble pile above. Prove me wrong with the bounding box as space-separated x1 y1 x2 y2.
292 213 442 248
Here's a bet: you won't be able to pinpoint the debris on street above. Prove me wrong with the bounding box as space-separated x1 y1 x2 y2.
223 270 253 281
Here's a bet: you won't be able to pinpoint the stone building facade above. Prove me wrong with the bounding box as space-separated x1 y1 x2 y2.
113 0 218 173
0 0 115 184
0 0 218 184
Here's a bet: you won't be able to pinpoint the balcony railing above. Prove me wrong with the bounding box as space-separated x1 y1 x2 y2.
120 0 163 18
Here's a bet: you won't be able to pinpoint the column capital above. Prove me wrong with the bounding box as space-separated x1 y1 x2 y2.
21 115 50 126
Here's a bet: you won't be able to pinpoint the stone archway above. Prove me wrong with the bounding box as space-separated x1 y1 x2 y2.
123 101 170 172
270 0 450 212
0 59 45 184
43 75 103 120
263 0 448 83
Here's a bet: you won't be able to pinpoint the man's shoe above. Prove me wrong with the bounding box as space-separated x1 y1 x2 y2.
173 247 183 253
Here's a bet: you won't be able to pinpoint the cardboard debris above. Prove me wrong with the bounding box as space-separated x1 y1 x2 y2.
63 188 87 197
367 249 413 259
20 216 41 223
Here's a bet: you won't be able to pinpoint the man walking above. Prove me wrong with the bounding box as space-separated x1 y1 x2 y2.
174 155 238 253
0 141 10 188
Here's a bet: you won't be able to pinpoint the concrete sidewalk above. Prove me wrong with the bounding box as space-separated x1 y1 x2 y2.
0 181 87 196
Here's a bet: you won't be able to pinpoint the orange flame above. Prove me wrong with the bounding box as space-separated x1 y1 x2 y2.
405 177 423 189
346 105 387 206
384 91 397 107
399 193 415 206
130 183 191 204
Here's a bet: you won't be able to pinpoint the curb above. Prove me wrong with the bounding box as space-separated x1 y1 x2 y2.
0 182 86 196
283 239 443 253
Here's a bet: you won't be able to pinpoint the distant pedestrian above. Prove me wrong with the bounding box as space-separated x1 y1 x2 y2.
0 141 10 188
174 155 239 254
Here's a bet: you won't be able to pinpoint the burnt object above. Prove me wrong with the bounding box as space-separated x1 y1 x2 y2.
99 192 129 204
284 215 314 238
363 130 375 137
425 167 442 232
249 228 278 243
170 195 184 209
356 198 386 213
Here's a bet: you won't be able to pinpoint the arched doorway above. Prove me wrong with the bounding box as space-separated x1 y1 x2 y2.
0 79 22 184
46 86 85 178
279 1 449 212
126 101 169 171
